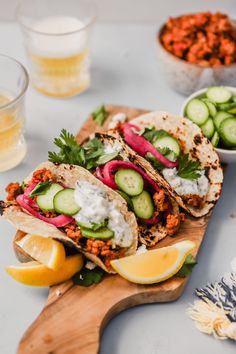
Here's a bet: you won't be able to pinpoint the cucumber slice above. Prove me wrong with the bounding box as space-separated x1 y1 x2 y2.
227 107 236 114
185 99 209 125
115 169 144 196
211 131 220 147
213 111 233 131
77 220 107 230
200 118 215 139
153 136 180 157
117 190 133 210
201 98 217 117
36 183 64 211
219 117 236 146
217 102 236 112
80 227 114 240
54 188 80 216
132 190 154 219
206 87 232 103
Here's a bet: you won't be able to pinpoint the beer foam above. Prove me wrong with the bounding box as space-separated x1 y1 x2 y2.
29 16 88 57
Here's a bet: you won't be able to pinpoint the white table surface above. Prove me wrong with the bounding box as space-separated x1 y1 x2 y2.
0 21 236 354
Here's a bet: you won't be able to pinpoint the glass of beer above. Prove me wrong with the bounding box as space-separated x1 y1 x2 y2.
0 55 28 172
16 0 96 98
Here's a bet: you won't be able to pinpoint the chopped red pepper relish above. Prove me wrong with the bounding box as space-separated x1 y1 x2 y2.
160 12 236 66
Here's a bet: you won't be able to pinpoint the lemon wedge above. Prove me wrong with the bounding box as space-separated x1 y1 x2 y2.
5 254 83 286
111 240 195 284
16 234 66 271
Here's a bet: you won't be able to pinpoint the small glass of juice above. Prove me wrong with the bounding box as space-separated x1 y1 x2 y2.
0 55 28 172
16 0 96 98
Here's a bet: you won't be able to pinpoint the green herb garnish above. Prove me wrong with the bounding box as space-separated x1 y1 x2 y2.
97 151 119 165
21 181 26 192
141 127 170 144
177 154 201 180
145 147 177 171
92 105 109 126
78 219 108 231
176 255 197 277
72 267 104 287
29 181 52 197
48 129 109 170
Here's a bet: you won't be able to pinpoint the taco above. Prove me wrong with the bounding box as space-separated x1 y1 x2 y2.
0 162 138 273
75 132 185 247
113 111 223 217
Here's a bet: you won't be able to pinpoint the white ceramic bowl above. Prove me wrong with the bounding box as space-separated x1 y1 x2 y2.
180 86 236 164
156 23 236 96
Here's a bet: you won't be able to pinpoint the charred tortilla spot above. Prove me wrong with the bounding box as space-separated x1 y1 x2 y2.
0 200 5 215
194 134 203 145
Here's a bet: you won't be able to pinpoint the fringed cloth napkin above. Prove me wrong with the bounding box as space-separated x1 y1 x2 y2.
187 272 236 340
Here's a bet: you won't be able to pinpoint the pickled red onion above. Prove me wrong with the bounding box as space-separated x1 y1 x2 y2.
123 123 178 169
143 214 162 225
96 160 160 192
16 194 73 227
24 182 38 196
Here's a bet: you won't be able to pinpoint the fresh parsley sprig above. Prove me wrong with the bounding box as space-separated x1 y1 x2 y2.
140 127 170 144
176 254 197 277
72 267 104 287
92 105 109 126
146 147 178 171
48 129 119 170
177 154 201 181
30 181 52 197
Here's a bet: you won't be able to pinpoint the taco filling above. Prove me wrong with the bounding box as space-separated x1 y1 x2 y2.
109 111 223 218
2 163 137 271
121 122 209 209
95 159 184 235
46 130 185 246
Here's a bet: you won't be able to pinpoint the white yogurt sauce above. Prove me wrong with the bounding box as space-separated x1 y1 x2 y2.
108 112 127 129
104 141 123 154
162 168 209 196
74 181 133 248
136 244 147 255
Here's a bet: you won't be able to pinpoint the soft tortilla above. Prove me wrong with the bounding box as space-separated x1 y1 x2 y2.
128 111 223 217
1 162 138 273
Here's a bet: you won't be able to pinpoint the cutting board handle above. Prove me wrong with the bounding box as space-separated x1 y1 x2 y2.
17 275 185 354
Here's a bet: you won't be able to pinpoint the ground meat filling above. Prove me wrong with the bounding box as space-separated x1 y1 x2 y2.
63 223 127 268
32 168 54 183
5 182 22 201
166 213 185 236
153 190 169 212
182 194 205 208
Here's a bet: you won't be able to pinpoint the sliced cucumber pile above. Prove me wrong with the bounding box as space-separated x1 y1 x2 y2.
36 183 80 216
36 183 63 211
115 169 155 220
184 86 236 150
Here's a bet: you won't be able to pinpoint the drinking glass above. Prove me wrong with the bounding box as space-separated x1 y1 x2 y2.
16 0 96 98
0 55 28 172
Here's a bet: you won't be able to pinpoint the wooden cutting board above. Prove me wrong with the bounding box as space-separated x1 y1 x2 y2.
16 105 211 354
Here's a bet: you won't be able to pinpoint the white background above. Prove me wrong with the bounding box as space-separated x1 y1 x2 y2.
0 1 236 354
0 0 235 21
